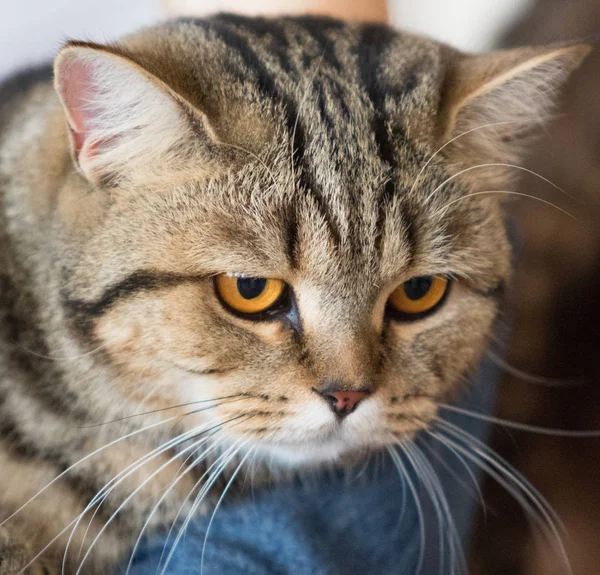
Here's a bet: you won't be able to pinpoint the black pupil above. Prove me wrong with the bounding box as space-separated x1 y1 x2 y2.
237 277 267 300
403 276 433 300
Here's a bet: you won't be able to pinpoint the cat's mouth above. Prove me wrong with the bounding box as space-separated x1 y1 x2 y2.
246 399 429 468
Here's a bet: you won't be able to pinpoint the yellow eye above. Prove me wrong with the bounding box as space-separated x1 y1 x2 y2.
388 275 449 316
215 274 286 315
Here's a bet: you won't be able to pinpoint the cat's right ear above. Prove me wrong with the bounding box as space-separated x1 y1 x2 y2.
54 43 217 186
440 43 591 169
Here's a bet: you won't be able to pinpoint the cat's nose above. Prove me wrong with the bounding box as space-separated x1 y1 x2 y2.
316 388 369 417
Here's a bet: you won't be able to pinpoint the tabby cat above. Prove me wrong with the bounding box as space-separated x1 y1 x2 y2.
0 14 588 574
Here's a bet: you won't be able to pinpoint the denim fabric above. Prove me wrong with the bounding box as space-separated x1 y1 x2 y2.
123 359 498 575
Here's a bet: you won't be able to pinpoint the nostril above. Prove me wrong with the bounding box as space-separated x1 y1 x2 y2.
322 393 338 408
329 391 367 413
313 388 369 417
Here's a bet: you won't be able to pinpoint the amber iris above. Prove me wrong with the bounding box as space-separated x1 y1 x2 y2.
389 275 449 315
215 274 286 315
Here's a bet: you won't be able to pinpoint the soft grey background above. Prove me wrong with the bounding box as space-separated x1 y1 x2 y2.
1 1 162 81
0 0 532 81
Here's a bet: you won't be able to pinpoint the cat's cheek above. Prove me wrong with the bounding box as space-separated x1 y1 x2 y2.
90 286 216 371
237 319 291 345
343 396 437 444
96 309 143 340
94 309 169 379
94 312 142 367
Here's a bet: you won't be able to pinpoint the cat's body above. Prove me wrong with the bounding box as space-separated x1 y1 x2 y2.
0 15 587 574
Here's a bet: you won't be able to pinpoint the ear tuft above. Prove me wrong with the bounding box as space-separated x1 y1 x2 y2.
441 44 592 166
54 44 206 185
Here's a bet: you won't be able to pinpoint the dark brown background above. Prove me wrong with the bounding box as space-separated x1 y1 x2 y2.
470 1 600 573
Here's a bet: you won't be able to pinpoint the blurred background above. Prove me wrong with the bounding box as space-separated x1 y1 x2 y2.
1 0 536 81
2 1 599 573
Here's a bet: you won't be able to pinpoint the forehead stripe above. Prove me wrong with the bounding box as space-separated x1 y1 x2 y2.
198 17 342 248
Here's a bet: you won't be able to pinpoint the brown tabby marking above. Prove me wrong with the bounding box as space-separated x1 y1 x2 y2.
0 14 587 573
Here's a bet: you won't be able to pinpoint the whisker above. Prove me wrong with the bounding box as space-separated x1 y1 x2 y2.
123 434 230 575
402 442 449 574
70 431 218 572
66 419 224 573
240 445 259 493
216 142 280 192
162 398 251 440
66 414 247 572
70 405 242 568
18 513 90 573
436 419 562 528
153 442 234 575
1 417 177 527
417 436 487 520
64 403 248 568
409 121 517 196
394 451 408 531
73 491 111 569
432 190 576 220
19 417 224 575
72 415 248 575
246 447 262 508
200 444 255 575
438 403 600 437
13 339 115 362
162 439 212 498
387 446 426 575
485 349 583 387
154 423 255 574
433 415 574 572
413 441 467 575
73 439 209 574
429 427 572 574
424 163 577 206
159 435 250 575
351 450 374 483
429 430 543 526
74 394 251 428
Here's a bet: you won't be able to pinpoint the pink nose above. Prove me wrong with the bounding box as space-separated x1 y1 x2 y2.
325 391 368 417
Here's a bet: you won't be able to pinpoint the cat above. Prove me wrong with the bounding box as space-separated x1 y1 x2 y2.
0 13 588 574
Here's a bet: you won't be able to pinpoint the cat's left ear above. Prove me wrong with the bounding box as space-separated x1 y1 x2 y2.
54 42 218 186
441 44 591 166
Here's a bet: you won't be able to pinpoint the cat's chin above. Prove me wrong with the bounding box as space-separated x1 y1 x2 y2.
248 431 396 469
252 439 365 468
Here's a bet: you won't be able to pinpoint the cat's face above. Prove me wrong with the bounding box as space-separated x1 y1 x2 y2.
53 17 586 466
65 156 507 466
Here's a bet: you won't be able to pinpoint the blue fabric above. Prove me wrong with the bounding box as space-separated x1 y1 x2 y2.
123 358 498 575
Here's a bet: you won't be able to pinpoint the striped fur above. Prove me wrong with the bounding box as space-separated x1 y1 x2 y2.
0 15 587 573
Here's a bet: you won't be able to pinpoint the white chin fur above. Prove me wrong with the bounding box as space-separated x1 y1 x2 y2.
253 439 357 468
249 398 385 469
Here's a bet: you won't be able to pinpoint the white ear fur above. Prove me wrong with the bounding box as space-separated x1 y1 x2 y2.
443 44 591 163
54 46 202 185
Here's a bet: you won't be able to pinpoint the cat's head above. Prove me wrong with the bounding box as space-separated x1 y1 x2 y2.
52 16 588 466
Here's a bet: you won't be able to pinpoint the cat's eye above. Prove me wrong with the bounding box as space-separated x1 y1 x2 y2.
388 275 450 318
215 274 286 316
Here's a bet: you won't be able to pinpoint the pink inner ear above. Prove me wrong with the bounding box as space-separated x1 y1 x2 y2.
57 55 100 160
